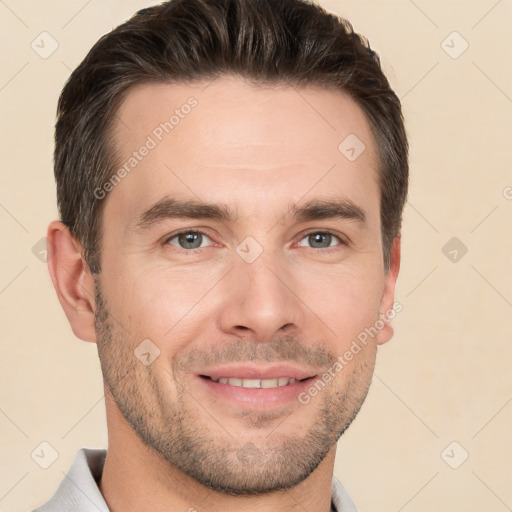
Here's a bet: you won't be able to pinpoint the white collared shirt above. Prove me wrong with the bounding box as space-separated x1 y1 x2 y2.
31 448 358 512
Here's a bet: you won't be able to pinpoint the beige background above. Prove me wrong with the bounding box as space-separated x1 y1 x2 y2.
1 0 511 510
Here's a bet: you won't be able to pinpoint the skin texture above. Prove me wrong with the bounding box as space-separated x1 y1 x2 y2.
47 75 401 512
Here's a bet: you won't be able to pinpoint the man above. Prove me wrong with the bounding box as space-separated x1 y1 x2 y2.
37 0 408 510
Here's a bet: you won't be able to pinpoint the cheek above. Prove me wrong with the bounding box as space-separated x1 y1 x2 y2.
104 263 217 341
303 269 383 347
102 246 384 350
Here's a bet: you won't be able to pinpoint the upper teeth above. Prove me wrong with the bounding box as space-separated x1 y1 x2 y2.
211 377 297 388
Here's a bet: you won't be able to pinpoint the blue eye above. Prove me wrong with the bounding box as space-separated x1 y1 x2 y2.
298 231 343 250
165 230 213 250
164 229 345 254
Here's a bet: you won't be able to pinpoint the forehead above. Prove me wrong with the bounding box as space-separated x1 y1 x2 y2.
106 76 380 228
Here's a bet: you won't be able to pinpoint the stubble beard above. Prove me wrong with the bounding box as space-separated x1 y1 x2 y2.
93 279 376 496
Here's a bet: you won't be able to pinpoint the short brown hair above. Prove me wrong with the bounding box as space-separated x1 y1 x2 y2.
55 0 408 274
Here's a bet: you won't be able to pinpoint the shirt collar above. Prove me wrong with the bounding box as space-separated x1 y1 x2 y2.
34 448 357 512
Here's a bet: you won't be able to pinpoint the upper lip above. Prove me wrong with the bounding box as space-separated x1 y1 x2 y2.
198 364 317 381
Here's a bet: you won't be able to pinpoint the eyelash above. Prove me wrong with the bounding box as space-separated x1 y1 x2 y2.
164 229 347 254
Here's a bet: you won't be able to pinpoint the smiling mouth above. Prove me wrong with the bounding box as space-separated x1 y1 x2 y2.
200 375 313 389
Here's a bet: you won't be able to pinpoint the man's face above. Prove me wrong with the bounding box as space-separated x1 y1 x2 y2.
93 76 397 494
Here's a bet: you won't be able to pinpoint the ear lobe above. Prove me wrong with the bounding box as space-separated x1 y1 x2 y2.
375 235 401 346
46 220 98 343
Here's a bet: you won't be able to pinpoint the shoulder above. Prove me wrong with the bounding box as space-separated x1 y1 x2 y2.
332 475 358 512
30 448 108 512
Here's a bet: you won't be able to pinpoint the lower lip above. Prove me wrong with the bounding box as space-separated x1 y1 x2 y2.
197 376 316 407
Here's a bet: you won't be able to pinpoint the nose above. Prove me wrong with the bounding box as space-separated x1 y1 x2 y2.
217 253 305 343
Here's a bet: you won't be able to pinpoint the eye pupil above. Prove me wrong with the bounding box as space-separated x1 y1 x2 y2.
170 231 339 252
309 233 331 248
179 232 202 249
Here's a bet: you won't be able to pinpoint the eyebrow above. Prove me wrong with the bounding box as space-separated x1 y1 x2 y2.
134 196 367 231
135 197 237 231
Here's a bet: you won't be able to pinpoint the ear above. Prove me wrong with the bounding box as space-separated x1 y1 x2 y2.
375 235 401 346
46 220 98 343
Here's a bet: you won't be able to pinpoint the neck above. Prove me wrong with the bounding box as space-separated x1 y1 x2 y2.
99 393 336 512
